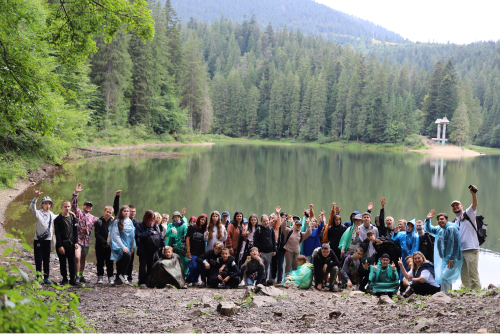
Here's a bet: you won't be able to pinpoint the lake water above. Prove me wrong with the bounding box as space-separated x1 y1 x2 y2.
5 142 500 287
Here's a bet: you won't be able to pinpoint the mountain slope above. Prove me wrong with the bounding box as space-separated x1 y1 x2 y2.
172 0 408 44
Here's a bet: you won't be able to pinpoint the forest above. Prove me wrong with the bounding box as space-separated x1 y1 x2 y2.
2 0 500 189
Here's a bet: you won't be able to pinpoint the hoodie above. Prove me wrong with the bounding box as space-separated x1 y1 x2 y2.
302 220 325 256
342 211 359 228
253 225 277 253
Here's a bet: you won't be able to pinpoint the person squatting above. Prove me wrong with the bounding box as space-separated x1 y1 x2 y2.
29 183 482 297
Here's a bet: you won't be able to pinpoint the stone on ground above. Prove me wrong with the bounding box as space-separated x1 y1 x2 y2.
377 295 395 304
255 284 283 297
414 318 434 332
251 296 278 308
217 302 240 316
427 291 452 305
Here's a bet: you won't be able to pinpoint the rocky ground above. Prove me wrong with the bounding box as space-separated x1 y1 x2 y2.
3 251 500 333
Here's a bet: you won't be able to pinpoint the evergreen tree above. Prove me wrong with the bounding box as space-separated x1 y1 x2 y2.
210 71 229 134
422 61 444 136
245 85 259 136
449 102 470 146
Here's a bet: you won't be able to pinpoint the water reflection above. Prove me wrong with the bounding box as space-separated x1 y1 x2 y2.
430 158 446 189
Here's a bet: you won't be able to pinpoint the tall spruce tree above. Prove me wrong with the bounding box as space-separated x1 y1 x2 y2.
449 102 470 146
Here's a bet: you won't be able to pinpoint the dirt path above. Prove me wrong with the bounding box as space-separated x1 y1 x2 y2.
411 136 482 159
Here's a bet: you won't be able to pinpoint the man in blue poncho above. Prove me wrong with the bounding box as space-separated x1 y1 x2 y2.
424 210 462 291
392 218 419 278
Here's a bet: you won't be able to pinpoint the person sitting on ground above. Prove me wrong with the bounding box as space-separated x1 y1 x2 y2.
416 219 434 262
341 247 366 290
196 241 224 288
392 218 419 278
368 253 399 297
399 251 440 296
313 243 341 292
240 247 265 286
283 255 314 289
214 248 241 288
185 214 208 285
109 205 136 285
30 187 57 284
164 208 189 274
424 210 462 291
399 255 413 294
137 210 166 287
147 246 187 289
302 211 325 263
54 200 80 286
339 214 363 257
280 206 312 275
253 214 277 284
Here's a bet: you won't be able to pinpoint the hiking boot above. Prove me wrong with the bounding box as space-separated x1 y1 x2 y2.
43 279 53 285
97 276 103 284
267 279 276 286
108 277 115 285
60 278 69 286
69 279 82 287
79 276 87 283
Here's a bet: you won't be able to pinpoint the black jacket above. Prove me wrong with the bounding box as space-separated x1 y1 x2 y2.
94 216 113 248
313 249 340 283
241 258 265 275
419 233 435 262
253 225 277 253
276 227 286 250
54 214 78 249
196 249 221 267
328 223 347 250
216 255 241 278
136 222 165 256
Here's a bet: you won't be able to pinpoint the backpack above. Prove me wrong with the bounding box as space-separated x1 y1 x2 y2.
146 230 163 253
180 234 188 256
284 229 303 246
463 212 487 246
340 252 354 267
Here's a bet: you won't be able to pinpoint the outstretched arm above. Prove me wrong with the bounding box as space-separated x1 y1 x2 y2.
470 185 478 211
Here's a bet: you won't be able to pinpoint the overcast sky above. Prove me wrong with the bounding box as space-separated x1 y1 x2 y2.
316 0 500 45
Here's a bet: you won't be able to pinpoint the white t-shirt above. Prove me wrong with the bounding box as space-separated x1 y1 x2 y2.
454 204 479 251
408 268 439 288
204 225 227 251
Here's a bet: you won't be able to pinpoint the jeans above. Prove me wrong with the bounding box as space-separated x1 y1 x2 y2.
305 255 312 263
116 251 132 280
271 249 285 282
284 251 299 275
185 255 200 284
461 249 481 290
260 252 273 280
246 269 265 286
316 266 339 288
34 239 51 280
96 245 114 277
57 243 76 280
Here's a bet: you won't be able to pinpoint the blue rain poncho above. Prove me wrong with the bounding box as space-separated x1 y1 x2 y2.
282 263 314 289
369 261 399 294
109 218 136 261
424 219 462 285
392 218 419 277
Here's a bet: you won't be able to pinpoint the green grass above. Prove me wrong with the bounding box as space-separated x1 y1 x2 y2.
465 145 500 154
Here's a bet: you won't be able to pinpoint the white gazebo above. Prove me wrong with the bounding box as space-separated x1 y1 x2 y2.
431 116 449 145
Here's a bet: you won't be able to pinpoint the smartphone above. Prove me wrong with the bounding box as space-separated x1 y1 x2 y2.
469 185 477 193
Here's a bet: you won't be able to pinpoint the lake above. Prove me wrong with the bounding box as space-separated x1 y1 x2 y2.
5 142 500 287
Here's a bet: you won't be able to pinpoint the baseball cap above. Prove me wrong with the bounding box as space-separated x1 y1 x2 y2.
294 220 303 225
292 215 300 220
362 212 371 217
83 201 93 207
451 200 461 206
172 211 181 217
354 214 363 220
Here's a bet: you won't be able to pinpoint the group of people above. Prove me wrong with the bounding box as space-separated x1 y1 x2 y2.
29 182 482 298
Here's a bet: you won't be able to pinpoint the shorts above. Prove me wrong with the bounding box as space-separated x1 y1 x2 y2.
78 244 90 256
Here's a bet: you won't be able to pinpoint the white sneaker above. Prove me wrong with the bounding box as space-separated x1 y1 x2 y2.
119 274 129 284
108 277 115 284
97 276 103 284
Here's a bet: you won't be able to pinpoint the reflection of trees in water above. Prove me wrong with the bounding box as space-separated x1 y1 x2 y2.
430 158 446 190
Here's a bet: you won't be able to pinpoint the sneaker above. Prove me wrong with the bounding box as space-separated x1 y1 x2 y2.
97 276 103 284
43 279 53 285
69 279 82 286
197 281 206 288
60 278 69 286
119 274 129 285
108 277 115 285
239 280 245 287
75 276 80 284
218 283 225 288
127 276 133 282
324 281 330 288
79 276 87 283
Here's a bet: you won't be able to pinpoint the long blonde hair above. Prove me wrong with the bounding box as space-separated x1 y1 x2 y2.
208 211 223 241
411 251 428 270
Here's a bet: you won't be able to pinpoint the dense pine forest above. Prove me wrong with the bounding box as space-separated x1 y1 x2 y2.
2 0 500 188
